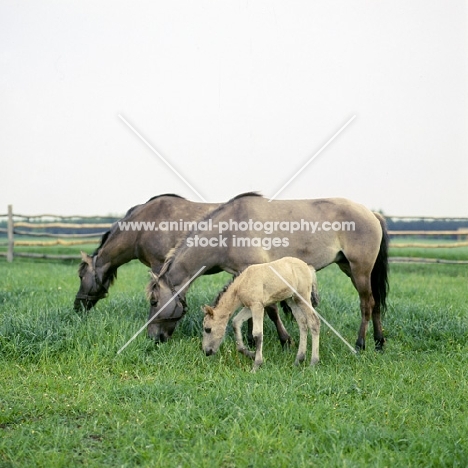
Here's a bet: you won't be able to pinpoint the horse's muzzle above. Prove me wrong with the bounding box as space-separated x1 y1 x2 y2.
204 348 215 356
73 298 95 312
154 333 169 343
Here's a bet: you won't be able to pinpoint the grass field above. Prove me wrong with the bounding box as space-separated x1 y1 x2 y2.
1 252 468 467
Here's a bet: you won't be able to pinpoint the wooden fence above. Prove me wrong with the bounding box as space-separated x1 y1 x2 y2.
1 206 468 263
0 205 116 261
385 215 468 264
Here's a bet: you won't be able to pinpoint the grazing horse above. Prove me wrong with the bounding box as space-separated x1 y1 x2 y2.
202 257 321 371
75 193 292 346
74 194 218 311
147 192 389 350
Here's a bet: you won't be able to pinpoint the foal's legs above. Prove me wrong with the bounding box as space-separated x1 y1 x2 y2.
286 299 309 365
233 304 266 369
298 299 320 365
232 307 255 359
247 304 291 348
249 303 265 371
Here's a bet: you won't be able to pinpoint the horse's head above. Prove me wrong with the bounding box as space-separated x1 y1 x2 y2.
146 271 186 342
201 305 226 356
74 251 113 311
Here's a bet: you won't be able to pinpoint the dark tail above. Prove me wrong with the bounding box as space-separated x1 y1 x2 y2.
371 213 389 313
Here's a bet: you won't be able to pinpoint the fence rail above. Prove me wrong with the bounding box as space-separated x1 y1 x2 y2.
1 205 468 263
0 205 116 261
389 230 468 236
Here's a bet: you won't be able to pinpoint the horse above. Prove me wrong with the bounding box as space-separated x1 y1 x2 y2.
75 193 293 346
147 192 389 351
74 194 219 311
202 257 321 371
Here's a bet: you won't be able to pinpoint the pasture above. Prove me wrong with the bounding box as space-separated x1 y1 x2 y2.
1 251 468 467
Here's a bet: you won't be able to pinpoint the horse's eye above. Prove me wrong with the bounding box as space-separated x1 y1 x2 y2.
150 300 158 307
204 327 212 334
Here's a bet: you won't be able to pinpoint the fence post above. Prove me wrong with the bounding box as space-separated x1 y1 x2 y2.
458 228 468 242
7 204 14 262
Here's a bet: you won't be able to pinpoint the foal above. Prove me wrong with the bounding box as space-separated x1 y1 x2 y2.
202 257 320 371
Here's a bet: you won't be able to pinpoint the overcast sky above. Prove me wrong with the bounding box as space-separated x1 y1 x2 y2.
1 1 467 217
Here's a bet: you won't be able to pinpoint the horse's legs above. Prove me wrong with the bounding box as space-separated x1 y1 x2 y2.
232 307 255 359
250 303 265 371
247 304 291 348
349 263 375 351
265 304 291 347
337 260 352 278
287 299 308 365
341 258 385 351
372 303 386 350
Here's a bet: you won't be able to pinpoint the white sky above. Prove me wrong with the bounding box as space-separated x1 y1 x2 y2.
1 1 467 217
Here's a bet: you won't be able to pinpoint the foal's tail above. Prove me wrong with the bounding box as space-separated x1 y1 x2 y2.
371 213 389 313
310 269 320 307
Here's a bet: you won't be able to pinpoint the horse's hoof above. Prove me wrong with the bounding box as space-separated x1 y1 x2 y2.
251 362 262 372
281 337 294 349
239 348 255 359
294 353 306 366
374 338 386 352
355 340 366 352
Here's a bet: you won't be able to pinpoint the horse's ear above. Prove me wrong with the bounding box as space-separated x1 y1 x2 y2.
80 251 92 265
203 305 214 317
149 270 159 282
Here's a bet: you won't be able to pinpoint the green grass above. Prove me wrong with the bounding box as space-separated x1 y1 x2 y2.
1 258 468 467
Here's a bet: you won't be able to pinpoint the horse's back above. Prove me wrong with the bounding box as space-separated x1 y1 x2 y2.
127 196 217 223
225 196 383 270
119 196 218 264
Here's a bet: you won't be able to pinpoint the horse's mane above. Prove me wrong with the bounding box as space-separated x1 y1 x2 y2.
123 205 139 218
123 194 185 218
94 194 187 257
146 274 159 298
158 191 264 278
93 230 111 256
145 193 185 204
77 229 117 283
212 271 242 307
78 195 185 279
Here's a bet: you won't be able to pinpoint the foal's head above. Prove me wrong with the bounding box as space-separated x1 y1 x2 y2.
202 305 227 356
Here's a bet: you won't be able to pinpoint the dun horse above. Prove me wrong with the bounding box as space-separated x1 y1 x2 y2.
74 194 218 311
75 193 291 346
147 192 389 350
202 257 321 371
